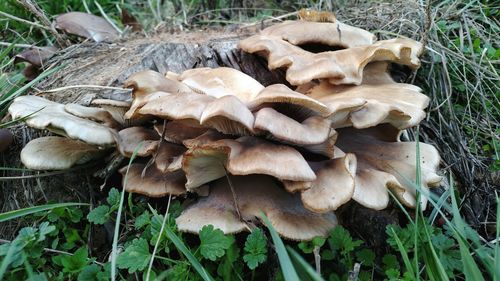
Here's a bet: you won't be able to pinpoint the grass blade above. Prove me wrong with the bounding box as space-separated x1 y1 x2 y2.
260 212 300 281
164 227 214 281
388 226 416 279
494 194 499 281
0 202 88 222
286 246 324 281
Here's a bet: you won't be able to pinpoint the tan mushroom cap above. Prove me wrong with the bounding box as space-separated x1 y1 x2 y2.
336 125 442 209
239 37 422 85
91 99 131 126
300 131 337 158
200 95 255 135
154 120 208 144
64 103 121 129
138 91 214 122
154 142 187 173
116 127 159 157
182 130 230 149
119 163 186 197
123 70 191 119
307 81 429 129
8 96 115 146
182 136 316 189
254 107 333 145
176 175 338 240
360 62 395 85
178 67 265 104
283 154 357 213
248 84 331 118
21 136 104 170
260 20 376 48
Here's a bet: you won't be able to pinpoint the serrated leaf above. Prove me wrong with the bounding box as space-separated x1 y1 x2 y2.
199 225 232 261
106 188 120 207
59 247 90 273
116 238 151 273
243 229 267 270
77 264 101 281
87 205 110 225
134 211 151 230
356 249 375 267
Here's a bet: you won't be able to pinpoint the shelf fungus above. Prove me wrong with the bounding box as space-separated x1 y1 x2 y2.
10 17 442 241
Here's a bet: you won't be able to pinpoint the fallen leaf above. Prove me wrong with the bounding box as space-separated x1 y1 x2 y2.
54 12 119 42
13 46 57 67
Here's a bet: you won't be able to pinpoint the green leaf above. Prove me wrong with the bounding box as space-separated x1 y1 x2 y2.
298 236 325 254
78 264 101 281
217 236 241 281
87 205 110 225
356 249 375 267
106 188 120 207
199 225 233 261
382 254 400 271
134 211 151 230
165 227 215 281
328 226 363 254
58 247 90 273
243 228 267 270
287 246 325 281
0 202 88 222
116 238 151 273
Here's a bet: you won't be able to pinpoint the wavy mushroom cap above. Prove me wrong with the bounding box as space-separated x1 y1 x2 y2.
21 136 105 170
8 96 115 146
307 81 429 129
116 127 159 157
154 120 208 144
260 20 376 48
336 125 442 209
176 175 338 240
119 163 186 197
64 103 121 129
91 99 131 126
178 67 265 104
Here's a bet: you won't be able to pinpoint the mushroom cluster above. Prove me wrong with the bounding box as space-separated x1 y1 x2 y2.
8 17 441 240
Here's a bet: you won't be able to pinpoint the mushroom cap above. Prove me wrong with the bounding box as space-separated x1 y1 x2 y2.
21 136 104 170
90 99 131 126
260 20 376 48
336 125 441 209
178 67 265 104
200 95 255 136
14 46 57 67
8 96 115 146
254 107 333 145
154 142 187 173
287 154 357 213
119 163 186 197
176 175 338 240
154 120 209 144
123 70 191 119
239 36 422 86
182 136 316 189
248 84 331 118
116 127 160 157
307 81 429 129
182 130 230 148
64 103 121 129
138 91 214 122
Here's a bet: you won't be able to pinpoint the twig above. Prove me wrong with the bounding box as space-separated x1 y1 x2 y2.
0 11 51 31
16 0 68 48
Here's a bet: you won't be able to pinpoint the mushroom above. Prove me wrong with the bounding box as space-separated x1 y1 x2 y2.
123 70 192 120
176 175 338 240
182 136 316 190
20 136 105 170
306 81 430 129
283 154 357 212
336 125 441 209
239 35 422 85
199 95 255 136
154 120 208 144
8 95 115 146
177 67 265 103
116 127 160 157
253 107 333 145
260 20 376 48
154 142 187 173
64 103 121 129
90 99 131 126
119 163 186 197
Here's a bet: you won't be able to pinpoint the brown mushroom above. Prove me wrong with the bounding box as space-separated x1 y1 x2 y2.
119 163 186 197
116 127 160 157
